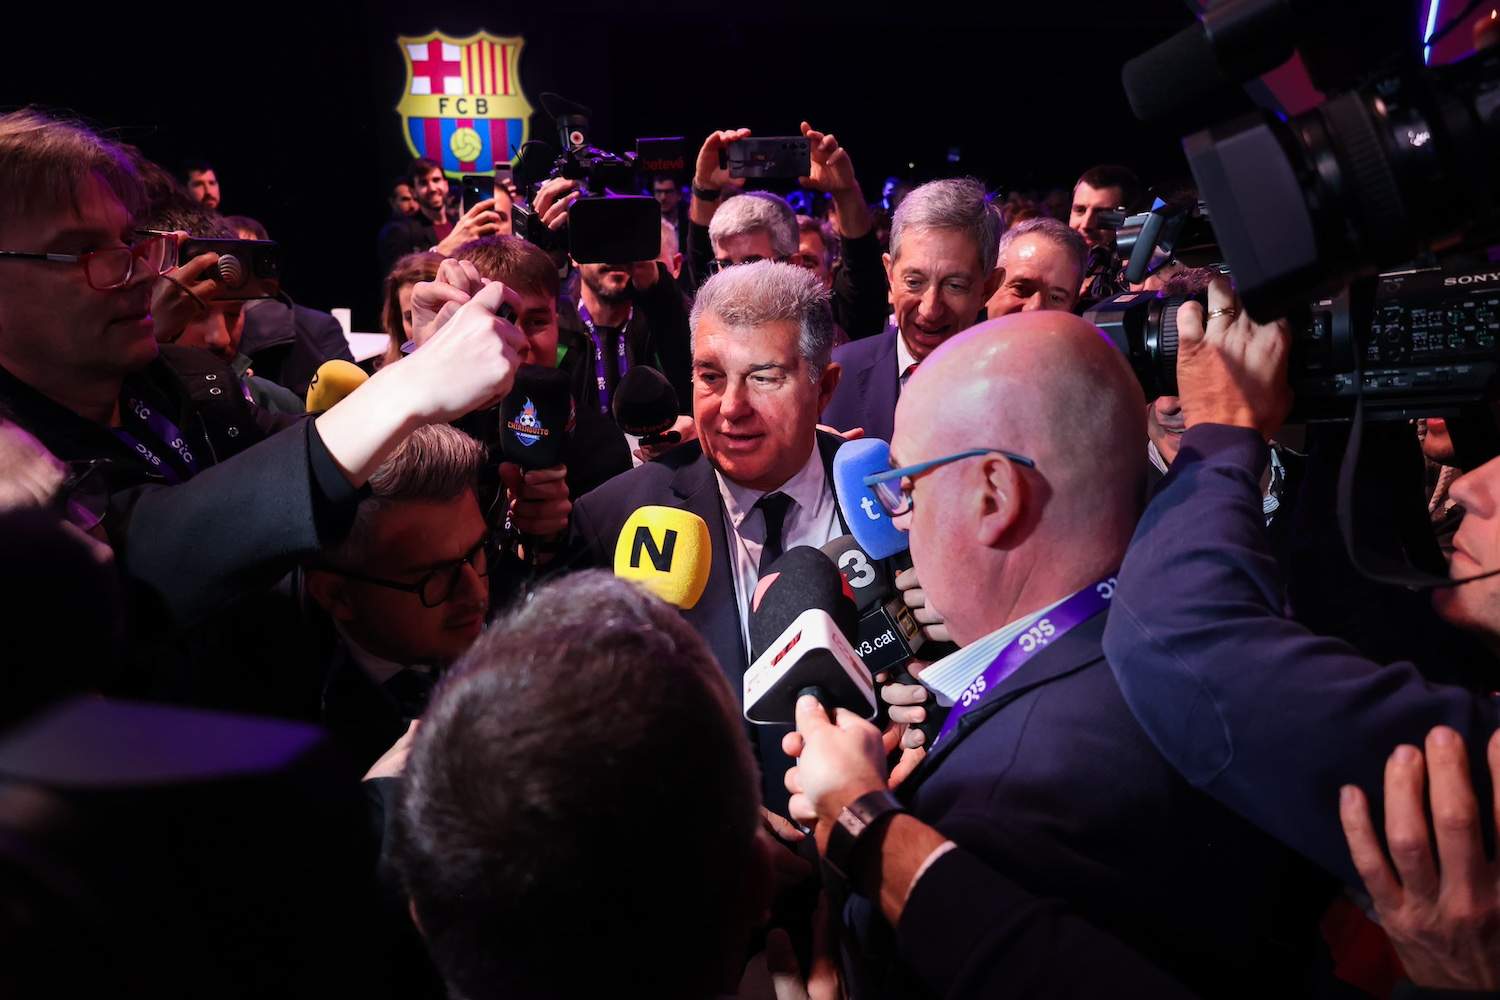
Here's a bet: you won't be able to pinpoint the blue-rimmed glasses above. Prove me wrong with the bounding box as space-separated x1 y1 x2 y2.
0 230 178 291
863 448 1037 517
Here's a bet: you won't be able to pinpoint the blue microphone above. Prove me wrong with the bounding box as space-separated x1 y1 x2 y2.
832 438 909 560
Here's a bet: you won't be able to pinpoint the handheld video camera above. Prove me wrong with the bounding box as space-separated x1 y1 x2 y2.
1091 0 1500 421
511 93 683 264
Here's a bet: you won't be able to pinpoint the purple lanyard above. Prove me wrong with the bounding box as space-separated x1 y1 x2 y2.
113 395 200 484
578 302 632 414
931 574 1118 752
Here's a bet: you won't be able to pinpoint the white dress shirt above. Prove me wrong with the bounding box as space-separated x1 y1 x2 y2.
895 331 919 388
715 444 843 658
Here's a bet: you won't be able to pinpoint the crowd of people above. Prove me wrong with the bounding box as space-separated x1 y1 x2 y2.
1 99 1498 1000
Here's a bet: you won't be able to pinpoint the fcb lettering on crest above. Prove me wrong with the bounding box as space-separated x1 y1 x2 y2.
395 31 533 177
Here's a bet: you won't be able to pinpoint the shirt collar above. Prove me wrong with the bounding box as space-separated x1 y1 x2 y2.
895 331 918 382
715 440 827 530
336 624 430 686
919 592 1072 704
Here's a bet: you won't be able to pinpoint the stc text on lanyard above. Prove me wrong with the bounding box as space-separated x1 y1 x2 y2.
578 302 632 414
113 395 201 484
931 574 1118 752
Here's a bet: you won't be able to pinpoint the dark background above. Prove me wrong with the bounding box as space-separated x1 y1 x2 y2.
5 2 1264 328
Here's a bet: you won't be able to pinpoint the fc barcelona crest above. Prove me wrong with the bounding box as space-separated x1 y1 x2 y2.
395 30 533 177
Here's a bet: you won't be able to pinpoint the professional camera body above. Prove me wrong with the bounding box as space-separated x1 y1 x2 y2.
1096 0 1500 420
511 93 682 264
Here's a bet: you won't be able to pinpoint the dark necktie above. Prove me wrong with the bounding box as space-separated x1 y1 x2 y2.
382 668 437 720
755 491 794 577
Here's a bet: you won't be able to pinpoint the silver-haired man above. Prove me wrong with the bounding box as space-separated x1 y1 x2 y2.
566 259 873 815
685 122 889 339
820 177 1003 443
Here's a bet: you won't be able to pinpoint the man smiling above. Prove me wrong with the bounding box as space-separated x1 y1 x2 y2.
566 260 862 813
820 178 1001 442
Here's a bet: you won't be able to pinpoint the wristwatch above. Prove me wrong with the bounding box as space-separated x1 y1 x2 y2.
690 183 721 202
823 788 906 883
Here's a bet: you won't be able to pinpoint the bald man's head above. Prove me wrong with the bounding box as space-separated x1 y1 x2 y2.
891 311 1146 641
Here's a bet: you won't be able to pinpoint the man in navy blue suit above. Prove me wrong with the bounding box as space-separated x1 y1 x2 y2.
818 178 1001 443
1102 275 1500 989
785 309 1328 997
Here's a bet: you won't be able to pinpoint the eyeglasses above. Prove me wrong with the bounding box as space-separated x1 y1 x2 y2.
0 231 178 291
53 458 111 532
863 448 1037 517
322 535 491 608
706 253 795 275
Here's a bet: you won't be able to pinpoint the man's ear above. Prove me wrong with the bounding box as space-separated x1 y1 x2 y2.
816 361 842 413
882 252 895 307
304 568 357 623
408 898 425 939
974 455 1025 548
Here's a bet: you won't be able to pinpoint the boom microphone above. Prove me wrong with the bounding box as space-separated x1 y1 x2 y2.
744 547 874 725
611 365 682 443
832 438 909 560
613 506 711 609
304 359 369 413
500 364 575 470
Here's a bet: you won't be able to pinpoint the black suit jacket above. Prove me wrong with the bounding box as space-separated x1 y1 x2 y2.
820 328 899 443
846 611 1329 999
240 297 355 399
566 431 853 814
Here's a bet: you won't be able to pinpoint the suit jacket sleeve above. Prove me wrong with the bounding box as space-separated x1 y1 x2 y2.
114 418 363 629
1102 423 1500 886
897 841 1198 999
832 230 889 341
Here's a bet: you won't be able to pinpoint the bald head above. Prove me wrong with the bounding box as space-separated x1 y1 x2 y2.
891 311 1146 641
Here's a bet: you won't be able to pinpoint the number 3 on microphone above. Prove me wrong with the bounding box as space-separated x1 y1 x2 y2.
838 548 877 589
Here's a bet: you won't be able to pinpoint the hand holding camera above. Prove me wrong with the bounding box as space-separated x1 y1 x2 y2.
436 198 507 256
151 240 222 344
1175 275 1292 441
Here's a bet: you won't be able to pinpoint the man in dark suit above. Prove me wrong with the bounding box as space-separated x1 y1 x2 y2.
303 424 491 773
567 260 860 815
785 310 1329 996
819 178 1001 442
1103 276 1500 981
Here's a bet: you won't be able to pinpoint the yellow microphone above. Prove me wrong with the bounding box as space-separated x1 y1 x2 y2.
305 360 369 413
613 506 711 609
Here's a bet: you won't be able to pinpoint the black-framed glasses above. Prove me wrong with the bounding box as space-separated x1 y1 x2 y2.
322 535 492 608
0 230 178 291
863 448 1037 517
706 253 796 275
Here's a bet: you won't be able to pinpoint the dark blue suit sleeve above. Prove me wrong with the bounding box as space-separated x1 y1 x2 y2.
897 844 1198 998
1103 424 1500 886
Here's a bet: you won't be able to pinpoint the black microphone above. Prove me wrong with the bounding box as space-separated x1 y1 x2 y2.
500 365 575 471
820 535 926 675
611 365 681 445
744 547 873 725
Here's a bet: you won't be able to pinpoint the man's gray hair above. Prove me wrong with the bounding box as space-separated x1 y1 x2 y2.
324 424 485 566
708 191 799 258
889 177 1000 275
689 260 835 380
997 216 1088 279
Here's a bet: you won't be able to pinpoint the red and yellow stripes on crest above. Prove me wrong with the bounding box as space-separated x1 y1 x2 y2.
462 40 513 96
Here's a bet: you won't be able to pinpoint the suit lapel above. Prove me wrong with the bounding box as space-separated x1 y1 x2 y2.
671 453 748 679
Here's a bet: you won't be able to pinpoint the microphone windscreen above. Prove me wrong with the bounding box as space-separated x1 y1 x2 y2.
832 438 910 560
304 359 369 413
820 534 894 614
748 546 857 662
611 365 680 437
613 506 711 609
501 365 575 470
